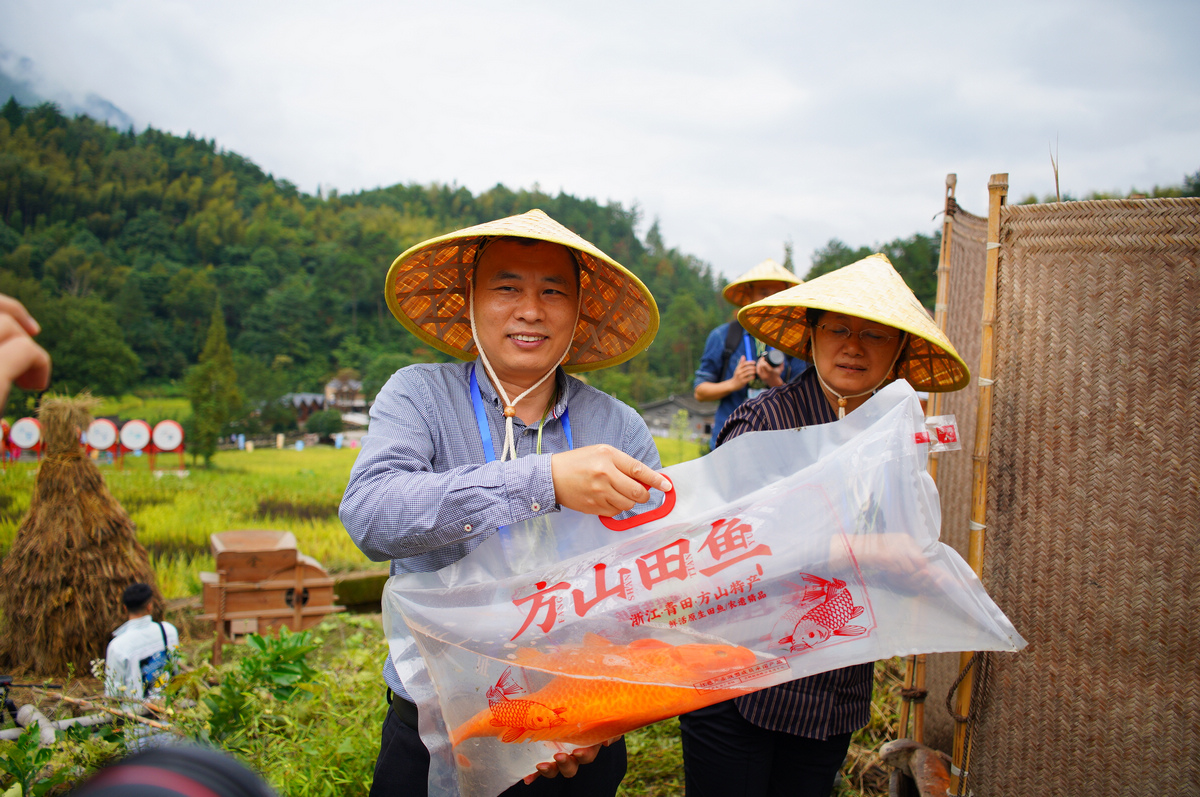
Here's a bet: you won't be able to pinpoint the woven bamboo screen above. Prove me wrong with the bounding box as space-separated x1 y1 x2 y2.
963 197 1200 794
921 198 990 753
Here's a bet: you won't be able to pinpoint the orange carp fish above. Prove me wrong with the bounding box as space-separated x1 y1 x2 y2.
451 635 759 748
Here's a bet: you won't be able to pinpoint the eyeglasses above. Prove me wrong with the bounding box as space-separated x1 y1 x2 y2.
816 323 899 347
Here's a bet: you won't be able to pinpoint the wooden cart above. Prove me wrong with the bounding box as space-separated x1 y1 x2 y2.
199 529 344 663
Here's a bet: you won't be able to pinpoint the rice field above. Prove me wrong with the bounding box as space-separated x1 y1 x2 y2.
90 394 192 424
0 446 365 599
0 437 704 599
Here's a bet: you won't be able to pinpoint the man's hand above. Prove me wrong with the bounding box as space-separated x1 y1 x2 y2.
0 294 51 410
522 737 621 785
756 356 786 388
551 445 671 517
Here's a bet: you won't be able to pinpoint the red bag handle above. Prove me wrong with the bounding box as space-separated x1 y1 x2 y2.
599 475 676 531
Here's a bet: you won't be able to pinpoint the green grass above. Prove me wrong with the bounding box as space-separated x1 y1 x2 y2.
91 394 192 424
619 717 685 796
0 610 901 796
654 437 703 468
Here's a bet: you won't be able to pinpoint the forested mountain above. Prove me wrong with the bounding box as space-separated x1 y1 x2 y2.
15 98 1184 424
0 99 736 416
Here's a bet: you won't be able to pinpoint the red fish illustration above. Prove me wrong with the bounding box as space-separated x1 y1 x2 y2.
776 573 866 652
484 668 567 743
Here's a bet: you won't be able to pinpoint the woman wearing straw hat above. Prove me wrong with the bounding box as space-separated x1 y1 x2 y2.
340 209 671 797
679 253 969 797
693 259 806 449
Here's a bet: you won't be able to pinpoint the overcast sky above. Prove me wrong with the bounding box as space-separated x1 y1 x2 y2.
2 0 1198 279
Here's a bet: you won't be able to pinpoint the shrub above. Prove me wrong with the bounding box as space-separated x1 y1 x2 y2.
303 410 343 440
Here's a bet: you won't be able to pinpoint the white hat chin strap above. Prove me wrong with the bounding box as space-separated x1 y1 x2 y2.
812 332 908 419
468 287 580 462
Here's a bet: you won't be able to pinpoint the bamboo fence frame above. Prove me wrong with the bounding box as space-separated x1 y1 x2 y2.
937 185 1200 794
946 173 1007 791
898 173 961 744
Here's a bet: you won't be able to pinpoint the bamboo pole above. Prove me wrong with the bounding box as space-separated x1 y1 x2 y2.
949 173 1007 793
897 651 915 739
898 173 959 742
913 654 927 741
31 688 177 732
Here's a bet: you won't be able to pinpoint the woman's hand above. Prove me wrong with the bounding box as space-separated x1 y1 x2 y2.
522 737 622 784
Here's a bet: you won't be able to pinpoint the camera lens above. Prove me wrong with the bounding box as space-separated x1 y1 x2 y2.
764 349 785 367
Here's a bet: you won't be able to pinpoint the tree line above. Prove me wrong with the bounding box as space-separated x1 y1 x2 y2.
5 98 1192 434
0 99 731 420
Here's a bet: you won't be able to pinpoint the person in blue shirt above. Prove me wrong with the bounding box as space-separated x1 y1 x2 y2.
341 210 670 797
693 259 806 448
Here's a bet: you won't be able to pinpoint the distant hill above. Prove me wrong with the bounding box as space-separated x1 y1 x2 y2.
0 63 134 130
0 99 730 414
11 98 1182 420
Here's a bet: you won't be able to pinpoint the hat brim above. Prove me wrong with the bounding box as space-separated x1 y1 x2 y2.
737 254 970 392
385 210 659 373
721 259 802 307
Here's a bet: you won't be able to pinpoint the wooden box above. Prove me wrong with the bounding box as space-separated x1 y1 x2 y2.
199 529 343 637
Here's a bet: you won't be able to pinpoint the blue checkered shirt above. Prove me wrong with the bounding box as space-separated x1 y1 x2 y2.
340 361 662 699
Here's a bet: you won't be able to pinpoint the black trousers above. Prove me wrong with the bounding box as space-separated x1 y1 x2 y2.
679 700 853 797
369 697 627 797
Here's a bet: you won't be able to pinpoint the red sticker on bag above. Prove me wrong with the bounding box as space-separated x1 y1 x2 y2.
914 431 931 444
935 425 957 444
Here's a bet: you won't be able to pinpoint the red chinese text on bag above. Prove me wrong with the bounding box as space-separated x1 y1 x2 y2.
383 380 1025 797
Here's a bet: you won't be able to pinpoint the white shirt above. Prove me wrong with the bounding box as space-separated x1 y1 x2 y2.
104 615 179 702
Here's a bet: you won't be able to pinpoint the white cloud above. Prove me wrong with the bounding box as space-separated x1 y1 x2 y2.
1 0 1197 278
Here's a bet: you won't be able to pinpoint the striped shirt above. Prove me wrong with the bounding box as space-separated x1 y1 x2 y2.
719 367 874 740
339 361 661 699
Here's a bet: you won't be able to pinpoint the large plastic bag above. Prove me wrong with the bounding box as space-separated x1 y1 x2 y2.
383 380 1026 797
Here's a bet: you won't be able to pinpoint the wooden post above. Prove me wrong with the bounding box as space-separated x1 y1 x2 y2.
949 173 1008 792
913 653 927 741
292 565 304 632
213 569 227 666
898 652 915 739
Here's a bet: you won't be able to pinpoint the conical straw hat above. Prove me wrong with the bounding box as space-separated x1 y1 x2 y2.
737 253 969 392
722 258 803 307
384 209 659 373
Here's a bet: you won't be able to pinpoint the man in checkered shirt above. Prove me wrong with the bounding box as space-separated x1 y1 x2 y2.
340 211 669 797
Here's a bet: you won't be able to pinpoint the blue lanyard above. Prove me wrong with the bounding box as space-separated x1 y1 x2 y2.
469 365 572 463
743 332 756 363
743 333 783 372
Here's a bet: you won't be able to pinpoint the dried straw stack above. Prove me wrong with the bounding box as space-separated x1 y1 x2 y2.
0 395 161 675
